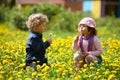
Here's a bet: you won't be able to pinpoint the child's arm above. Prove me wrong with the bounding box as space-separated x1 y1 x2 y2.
72 35 79 51
44 33 53 49
88 37 103 56
44 38 52 49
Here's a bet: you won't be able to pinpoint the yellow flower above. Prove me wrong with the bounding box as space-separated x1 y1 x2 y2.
96 72 99 75
8 77 13 80
104 70 110 75
108 74 115 80
111 71 117 74
88 75 92 78
83 64 87 68
97 69 100 71
98 75 102 78
0 66 3 70
62 72 66 76
25 78 30 80
32 72 37 77
57 68 63 73
83 75 88 78
69 68 73 74
90 63 94 66
90 66 94 70
0 76 3 80
37 65 41 70
82 69 87 73
75 75 81 80
38 73 44 77
56 78 61 80
32 61 36 64
19 63 25 68
42 66 50 72
94 60 98 63
2 60 8 64
17 71 23 75
79 60 83 63
26 66 34 72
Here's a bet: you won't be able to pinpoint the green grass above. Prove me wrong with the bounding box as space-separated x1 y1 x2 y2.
43 26 120 40
0 23 120 80
0 23 119 40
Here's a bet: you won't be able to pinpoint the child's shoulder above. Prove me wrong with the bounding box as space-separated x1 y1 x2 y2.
93 36 100 42
28 32 38 39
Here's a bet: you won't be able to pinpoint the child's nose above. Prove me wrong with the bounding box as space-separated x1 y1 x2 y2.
81 27 83 29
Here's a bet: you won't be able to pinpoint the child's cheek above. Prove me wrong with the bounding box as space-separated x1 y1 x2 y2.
78 27 81 32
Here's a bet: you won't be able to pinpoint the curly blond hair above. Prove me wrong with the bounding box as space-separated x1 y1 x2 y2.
26 13 48 30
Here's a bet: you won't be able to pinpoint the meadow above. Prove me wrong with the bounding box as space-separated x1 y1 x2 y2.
0 23 120 80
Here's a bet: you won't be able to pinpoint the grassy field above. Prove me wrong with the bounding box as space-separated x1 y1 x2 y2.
0 23 120 80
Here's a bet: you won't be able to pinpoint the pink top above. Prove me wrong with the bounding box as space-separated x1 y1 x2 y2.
72 36 103 56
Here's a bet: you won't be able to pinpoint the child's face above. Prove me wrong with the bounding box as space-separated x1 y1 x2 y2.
36 22 46 34
78 24 90 35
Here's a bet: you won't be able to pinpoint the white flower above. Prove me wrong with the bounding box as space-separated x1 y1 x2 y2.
49 33 53 37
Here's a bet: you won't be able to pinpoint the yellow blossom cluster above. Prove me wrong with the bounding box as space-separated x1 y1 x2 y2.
0 24 120 80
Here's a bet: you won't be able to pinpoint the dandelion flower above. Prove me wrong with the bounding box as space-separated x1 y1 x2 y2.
49 33 53 37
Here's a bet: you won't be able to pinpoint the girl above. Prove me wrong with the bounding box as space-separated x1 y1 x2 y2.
72 17 103 68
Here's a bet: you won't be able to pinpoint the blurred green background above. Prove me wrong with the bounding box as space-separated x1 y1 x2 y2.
0 2 120 39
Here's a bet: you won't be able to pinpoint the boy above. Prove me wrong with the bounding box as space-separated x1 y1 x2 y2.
25 13 52 69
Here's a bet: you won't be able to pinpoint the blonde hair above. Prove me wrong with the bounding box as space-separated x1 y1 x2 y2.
26 13 48 30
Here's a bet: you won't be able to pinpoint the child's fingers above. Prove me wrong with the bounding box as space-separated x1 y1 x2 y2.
47 38 52 44
74 35 79 41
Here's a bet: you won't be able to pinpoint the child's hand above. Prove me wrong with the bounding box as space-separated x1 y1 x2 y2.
47 33 53 44
82 52 89 58
47 38 52 44
74 35 79 42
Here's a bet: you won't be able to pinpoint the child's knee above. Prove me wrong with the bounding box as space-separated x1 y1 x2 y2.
74 53 83 61
74 53 79 61
85 55 94 63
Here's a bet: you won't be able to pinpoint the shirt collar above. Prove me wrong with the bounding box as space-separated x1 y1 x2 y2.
30 30 42 38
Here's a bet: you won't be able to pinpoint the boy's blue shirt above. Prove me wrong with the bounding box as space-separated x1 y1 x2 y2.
25 31 50 63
